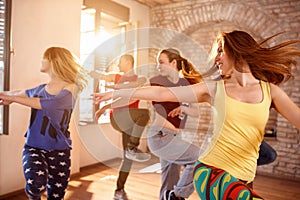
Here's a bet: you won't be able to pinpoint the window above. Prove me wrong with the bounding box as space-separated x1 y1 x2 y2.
79 0 130 124
0 0 12 134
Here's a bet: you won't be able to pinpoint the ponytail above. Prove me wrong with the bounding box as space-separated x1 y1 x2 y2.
180 59 202 84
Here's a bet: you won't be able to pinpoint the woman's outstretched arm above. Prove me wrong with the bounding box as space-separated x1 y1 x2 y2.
93 81 212 105
271 84 300 129
0 90 36 107
0 92 42 109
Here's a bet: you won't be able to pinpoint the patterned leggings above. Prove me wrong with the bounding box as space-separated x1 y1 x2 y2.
193 161 263 200
22 145 71 200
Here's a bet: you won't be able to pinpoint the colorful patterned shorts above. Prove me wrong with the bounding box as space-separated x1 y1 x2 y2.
193 161 263 200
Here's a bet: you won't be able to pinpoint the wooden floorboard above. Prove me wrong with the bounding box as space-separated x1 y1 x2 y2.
2 156 300 200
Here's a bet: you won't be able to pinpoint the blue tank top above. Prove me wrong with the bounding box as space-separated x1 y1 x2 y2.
25 84 75 150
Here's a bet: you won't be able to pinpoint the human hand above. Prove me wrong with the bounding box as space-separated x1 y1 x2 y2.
0 93 13 105
91 91 114 105
95 107 108 121
168 106 183 118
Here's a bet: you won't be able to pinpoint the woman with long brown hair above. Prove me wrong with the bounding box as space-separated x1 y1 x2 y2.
93 30 300 199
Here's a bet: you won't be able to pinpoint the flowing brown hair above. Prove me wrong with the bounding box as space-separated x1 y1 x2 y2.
216 30 300 85
159 48 202 84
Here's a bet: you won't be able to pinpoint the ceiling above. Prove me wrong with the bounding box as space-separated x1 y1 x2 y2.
132 0 186 8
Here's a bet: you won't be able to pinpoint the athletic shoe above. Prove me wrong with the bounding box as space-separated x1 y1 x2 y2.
125 147 151 162
164 190 185 200
113 189 129 200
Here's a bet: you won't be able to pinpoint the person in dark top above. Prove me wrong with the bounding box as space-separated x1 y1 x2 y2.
93 30 300 200
0 47 87 200
148 48 202 200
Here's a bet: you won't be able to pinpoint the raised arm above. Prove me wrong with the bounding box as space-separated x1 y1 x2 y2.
95 97 138 121
93 81 211 105
271 84 300 129
95 103 111 121
89 70 119 82
107 76 147 89
120 81 210 103
0 90 42 109
1 90 27 97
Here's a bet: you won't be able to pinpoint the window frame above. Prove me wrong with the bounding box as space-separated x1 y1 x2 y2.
1 0 12 135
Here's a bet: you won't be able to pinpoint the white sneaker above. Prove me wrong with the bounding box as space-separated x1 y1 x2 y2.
125 147 151 162
114 189 129 200
164 190 185 200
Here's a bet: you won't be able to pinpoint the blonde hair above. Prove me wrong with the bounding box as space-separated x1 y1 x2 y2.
43 47 88 93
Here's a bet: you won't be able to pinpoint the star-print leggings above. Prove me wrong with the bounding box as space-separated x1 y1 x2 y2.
193 161 263 200
22 145 71 200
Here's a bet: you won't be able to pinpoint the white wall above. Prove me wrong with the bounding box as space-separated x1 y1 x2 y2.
113 0 150 69
0 0 150 196
78 0 150 167
0 0 82 195
78 123 122 167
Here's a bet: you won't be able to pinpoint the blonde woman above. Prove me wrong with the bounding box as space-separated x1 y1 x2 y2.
93 31 300 199
0 47 87 200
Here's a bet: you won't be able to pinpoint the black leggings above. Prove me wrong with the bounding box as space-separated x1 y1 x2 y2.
110 108 150 190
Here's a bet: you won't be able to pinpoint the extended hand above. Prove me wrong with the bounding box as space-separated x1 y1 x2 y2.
95 107 108 121
91 91 114 105
168 106 183 118
0 94 13 105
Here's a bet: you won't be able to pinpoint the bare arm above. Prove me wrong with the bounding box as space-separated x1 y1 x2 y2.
92 81 211 105
89 71 119 82
271 84 300 129
1 90 27 97
95 97 138 120
0 90 42 109
117 81 210 103
107 76 147 89
95 103 111 121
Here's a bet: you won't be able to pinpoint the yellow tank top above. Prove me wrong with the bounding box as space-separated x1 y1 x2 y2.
199 80 271 182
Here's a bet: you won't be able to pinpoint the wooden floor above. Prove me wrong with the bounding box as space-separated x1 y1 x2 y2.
2 156 300 200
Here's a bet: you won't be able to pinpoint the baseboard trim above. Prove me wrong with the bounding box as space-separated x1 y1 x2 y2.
0 189 26 200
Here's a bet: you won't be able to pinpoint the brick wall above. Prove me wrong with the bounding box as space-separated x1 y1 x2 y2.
145 0 300 181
